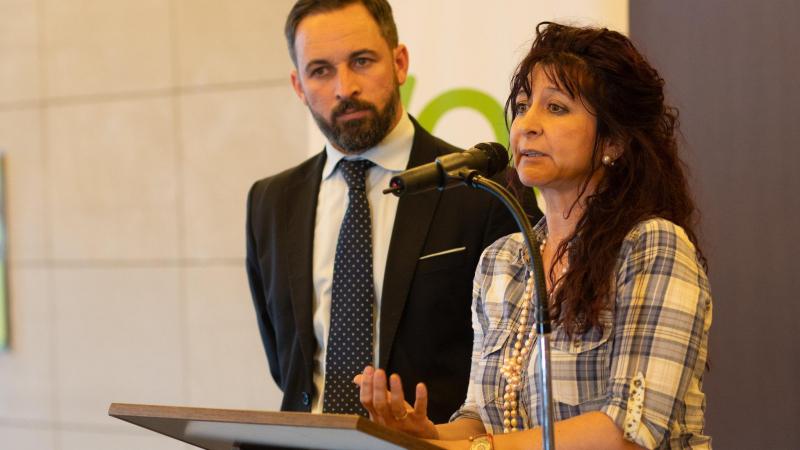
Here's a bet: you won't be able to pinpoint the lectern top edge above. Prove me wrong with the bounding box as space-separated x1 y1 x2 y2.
108 402 445 450
109 403 362 429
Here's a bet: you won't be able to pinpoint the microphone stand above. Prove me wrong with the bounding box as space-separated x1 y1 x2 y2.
383 159 556 449
455 168 555 450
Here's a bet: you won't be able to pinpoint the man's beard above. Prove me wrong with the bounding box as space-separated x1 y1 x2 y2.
311 88 400 155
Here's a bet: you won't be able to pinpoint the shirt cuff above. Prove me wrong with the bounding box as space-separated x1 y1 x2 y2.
450 404 482 423
602 372 659 449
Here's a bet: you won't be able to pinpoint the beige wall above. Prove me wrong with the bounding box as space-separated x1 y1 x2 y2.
0 1 306 448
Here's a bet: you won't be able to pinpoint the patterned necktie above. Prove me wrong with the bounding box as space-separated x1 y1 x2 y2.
323 159 376 415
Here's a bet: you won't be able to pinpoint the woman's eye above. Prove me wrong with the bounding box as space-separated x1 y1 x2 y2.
514 102 529 115
547 103 567 114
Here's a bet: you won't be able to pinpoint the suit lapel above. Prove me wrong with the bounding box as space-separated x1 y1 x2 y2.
378 123 443 368
283 152 326 372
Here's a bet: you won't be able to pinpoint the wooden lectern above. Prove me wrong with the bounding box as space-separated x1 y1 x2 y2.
108 403 444 450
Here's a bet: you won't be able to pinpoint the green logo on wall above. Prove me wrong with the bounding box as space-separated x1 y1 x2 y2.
400 75 509 148
400 75 542 206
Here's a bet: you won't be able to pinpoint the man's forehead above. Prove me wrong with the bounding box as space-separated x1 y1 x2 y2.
294 4 389 65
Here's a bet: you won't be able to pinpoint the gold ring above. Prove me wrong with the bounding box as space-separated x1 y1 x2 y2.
394 409 409 420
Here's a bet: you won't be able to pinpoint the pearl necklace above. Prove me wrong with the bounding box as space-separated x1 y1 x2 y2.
499 238 566 433
499 268 536 433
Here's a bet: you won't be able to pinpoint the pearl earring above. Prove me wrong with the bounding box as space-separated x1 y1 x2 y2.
602 155 614 166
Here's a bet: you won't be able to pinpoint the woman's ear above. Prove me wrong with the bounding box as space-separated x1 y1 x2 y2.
599 141 622 167
602 137 625 164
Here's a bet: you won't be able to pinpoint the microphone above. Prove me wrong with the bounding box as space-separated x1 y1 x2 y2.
384 142 509 197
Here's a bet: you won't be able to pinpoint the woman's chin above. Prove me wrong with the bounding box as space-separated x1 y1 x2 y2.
516 171 548 188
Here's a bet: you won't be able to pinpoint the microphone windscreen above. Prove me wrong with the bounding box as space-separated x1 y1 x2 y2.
473 142 509 176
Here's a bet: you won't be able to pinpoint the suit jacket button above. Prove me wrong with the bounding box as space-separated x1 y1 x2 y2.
302 392 311 406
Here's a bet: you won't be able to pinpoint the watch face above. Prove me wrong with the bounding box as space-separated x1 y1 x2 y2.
470 436 492 450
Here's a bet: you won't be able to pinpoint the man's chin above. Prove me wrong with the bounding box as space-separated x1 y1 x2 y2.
335 126 382 153
336 116 377 138
336 115 371 130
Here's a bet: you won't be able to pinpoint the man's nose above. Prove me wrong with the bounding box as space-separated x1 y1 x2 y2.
335 68 361 100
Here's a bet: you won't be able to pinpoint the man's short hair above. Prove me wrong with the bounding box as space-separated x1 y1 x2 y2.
285 0 399 66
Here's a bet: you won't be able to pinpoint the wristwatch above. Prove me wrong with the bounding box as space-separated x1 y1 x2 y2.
468 434 494 450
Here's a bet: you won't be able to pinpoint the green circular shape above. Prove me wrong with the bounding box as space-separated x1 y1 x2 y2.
415 86 541 207
417 88 508 148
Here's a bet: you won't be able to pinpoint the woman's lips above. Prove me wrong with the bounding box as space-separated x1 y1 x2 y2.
518 149 547 158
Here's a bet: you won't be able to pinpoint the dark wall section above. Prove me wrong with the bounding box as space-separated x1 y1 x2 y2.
630 2 800 449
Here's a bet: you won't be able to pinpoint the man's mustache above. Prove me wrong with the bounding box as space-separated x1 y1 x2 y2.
331 98 377 121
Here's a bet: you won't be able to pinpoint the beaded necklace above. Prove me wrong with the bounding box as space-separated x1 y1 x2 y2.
499 238 566 433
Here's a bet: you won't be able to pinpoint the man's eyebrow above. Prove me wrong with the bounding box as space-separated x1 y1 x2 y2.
350 49 379 58
303 58 331 73
303 49 380 73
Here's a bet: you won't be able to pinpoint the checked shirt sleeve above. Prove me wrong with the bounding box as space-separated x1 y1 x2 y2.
601 219 712 449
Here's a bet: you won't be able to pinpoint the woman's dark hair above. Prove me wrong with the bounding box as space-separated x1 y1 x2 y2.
506 22 706 335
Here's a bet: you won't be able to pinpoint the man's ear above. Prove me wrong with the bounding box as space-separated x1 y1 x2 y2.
290 69 308 105
393 43 409 85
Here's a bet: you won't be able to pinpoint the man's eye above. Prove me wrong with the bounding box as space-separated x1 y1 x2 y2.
354 57 371 67
309 66 329 77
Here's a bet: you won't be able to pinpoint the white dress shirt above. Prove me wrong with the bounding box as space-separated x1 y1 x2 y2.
311 112 415 412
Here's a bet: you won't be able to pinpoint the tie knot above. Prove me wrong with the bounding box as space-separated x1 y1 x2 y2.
338 159 375 191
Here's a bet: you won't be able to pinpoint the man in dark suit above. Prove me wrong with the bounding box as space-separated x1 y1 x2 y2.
246 0 539 423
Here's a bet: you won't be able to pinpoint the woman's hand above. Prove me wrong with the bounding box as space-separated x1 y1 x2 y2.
354 366 439 440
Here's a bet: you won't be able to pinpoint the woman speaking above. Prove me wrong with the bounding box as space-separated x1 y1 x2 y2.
357 22 712 450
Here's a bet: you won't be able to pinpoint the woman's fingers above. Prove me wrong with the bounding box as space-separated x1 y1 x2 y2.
371 369 393 421
358 366 377 418
358 367 405 424
413 382 429 418
389 374 410 420
355 369 437 439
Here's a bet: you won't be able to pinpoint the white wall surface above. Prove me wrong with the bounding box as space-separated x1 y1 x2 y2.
0 1 627 449
0 1 301 448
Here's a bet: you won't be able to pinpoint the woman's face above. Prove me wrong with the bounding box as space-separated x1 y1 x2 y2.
510 65 600 193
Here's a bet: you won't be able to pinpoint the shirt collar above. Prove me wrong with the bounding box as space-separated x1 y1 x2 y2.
532 216 548 242
321 111 415 180
517 216 549 264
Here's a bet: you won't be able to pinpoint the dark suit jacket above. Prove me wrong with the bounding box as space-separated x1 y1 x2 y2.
246 117 540 423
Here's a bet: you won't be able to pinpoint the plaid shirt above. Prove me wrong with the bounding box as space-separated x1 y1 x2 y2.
452 218 712 449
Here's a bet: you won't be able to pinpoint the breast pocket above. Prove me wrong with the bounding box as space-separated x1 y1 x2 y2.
415 247 467 275
475 326 512 428
481 326 512 359
549 311 613 407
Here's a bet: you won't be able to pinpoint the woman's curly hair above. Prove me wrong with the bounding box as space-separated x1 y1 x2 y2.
506 22 706 335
